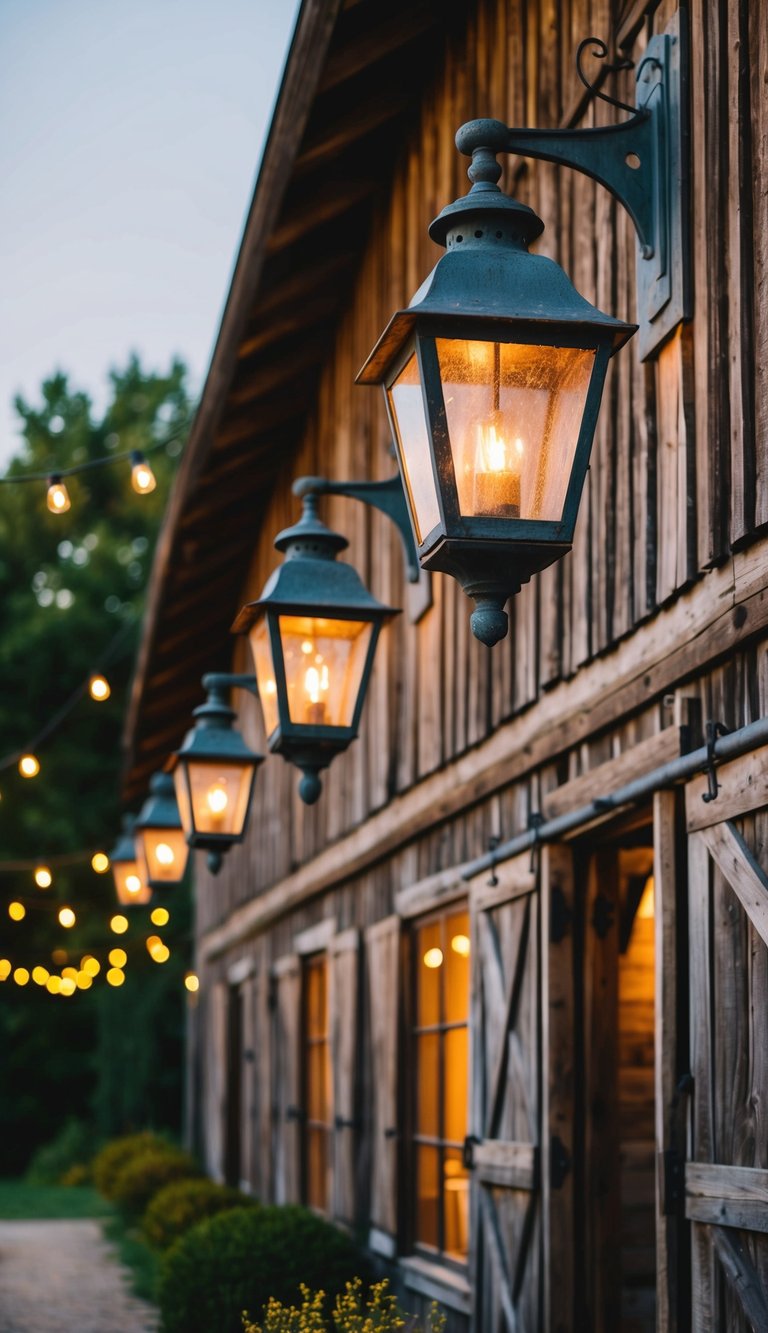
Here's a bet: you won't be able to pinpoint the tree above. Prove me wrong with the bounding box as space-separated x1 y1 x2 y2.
0 356 193 1172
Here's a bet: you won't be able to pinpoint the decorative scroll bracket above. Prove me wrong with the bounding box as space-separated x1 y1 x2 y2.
457 12 690 359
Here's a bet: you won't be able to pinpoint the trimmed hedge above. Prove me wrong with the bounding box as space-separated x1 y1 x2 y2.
111 1146 201 1219
142 1178 254 1250
93 1131 170 1200
158 1205 364 1333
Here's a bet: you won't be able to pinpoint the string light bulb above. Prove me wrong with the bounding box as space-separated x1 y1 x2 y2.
184 973 200 993
58 906 76 928
110 914 128 934
46 475 71 514
19 754 40 778
150 907 169 927
13 967 30 986
88 674 111 702
130 451 156 495
34 866 53 889
91 852 110 874
8 901 25 922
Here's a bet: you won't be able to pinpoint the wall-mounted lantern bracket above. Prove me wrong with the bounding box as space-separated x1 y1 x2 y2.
201 671 258 698
456 13 689 359
293 474 420 585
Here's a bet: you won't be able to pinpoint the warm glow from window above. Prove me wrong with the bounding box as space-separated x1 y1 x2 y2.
89 674 111 701
34 866 52 889
638 875 655 918
151 907 169 927
110 915 129 934
8 901 26 921
58 907 76 928
451 934 471 957
13 967 30 986
106 967 125 987
423 947 443 969
109 948 127 968
19 754 40 778
91 852 110 873
184 973 199 993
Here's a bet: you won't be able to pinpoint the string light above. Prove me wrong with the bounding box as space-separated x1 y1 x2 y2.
108 948 127 968
59 977 76 996
76 971 92 990
88 674 111 702
150 907 169 926
91 852 110 874
130 451 157 494
34 866 52 889
8 902 25 921
18 754 40 778
0 959 11 980
110 914 128 934
32 966 49 985
81 956 100 977
106 967 125 987
46 475 71 515
58 907 76 928
13 967 30 986
184 973 199 993
46 976 62 994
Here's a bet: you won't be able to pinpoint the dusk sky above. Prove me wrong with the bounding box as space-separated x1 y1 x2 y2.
0 0 299 462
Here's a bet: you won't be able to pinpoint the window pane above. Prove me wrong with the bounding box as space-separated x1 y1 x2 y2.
278 616 373 728
444 1026 468 1144
388 352 441 544
305 959 326 1039
444 910 470 1024
307 1042 330 1122
417 921 442 1026
415 1144 440 1249
443 1150 470 1259
416 1032 440 1137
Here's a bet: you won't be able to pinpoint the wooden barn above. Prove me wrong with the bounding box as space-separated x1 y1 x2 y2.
123 0 768 1328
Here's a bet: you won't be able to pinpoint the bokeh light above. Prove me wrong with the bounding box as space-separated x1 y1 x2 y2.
34 866 53 889
58 907 76 928
8 901 26 922
91 852 110 874
110 915 128 935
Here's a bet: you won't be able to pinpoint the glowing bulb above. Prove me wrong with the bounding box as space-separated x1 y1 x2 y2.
451 934 471 958
106 967 125 987
58 907 76 928
150 943 170 964
76 971 92 990
125 874 143 894
34 866 52 889
301 640 314 655
51 948 68 966
155 842 175 866
305 666 321 704
62 966 78 981
8 901 25 922
82 956 100 977
0 959 12 980
263 679 277 695
46 476 71 514
91 852 110 874
46 975 62 994
130 452 157 494
109 948 127 968
473 418 524 515
89 674 111 701
206 783 228 815
19 754 40 778
423 947 444 969
184 973 200 993
151 907 169 927
59 976 76 996
110 914 128 934
145 935 161 953
32 966 49 985
13 967 29 986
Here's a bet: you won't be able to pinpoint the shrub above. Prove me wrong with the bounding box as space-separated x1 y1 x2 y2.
26 1119 98 1186
159 1205 364 1333
93 1131 170 1199
243 1278 446 1333
111 1146 201 1219
142 1178 254 1250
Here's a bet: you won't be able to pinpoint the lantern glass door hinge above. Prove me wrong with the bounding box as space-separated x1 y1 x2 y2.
459 13 689 360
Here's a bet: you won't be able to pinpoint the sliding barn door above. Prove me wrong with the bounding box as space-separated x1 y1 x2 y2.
684 750 768 1330
468 845 575 1333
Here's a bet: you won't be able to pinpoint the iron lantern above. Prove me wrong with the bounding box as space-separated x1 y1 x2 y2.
233 490 399 804
109 815 151 906
357 120 636 646
133 771 189 890
170 675 263 873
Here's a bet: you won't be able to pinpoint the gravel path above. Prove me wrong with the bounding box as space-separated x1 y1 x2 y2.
0 1219 159 1332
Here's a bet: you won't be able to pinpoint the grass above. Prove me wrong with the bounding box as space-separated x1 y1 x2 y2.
0 1179 111 1219
103 1213 161 1303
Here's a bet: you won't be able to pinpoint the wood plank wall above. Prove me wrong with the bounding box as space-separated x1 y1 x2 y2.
196 0 768 935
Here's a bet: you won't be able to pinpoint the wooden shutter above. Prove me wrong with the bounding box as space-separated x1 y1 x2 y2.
683 751 768 1330
329 927 360 1226
366 914 400 1253
203 981 228 1182
239 975 256 1192
272 953 301 1204
468 846 575 1333
253 956 273 1201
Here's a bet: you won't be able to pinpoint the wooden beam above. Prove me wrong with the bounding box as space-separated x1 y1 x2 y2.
686 1162 768 1232
711 1226 768 1330
686 745 768 830
317 0 439 93
294 91 411 174
698 820 768 949
543 726 683 819
264 179 376 256
474 1141 537 1191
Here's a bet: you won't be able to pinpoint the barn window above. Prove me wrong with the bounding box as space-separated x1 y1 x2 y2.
411 906 471 1263
303 953 332 1212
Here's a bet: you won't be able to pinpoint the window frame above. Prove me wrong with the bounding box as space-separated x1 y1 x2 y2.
301 949 332 1214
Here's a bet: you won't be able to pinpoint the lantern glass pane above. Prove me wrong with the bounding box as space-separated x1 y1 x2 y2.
250 618 279 738
139 828 189 884
113 862 151 906
388 353 441 543
173 767 193 837
277 615 373 728
435 338 595 521
186 760 253 837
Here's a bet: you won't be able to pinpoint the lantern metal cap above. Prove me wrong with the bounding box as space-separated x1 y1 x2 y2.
109 814 138 865
233 492 399 632
135 771 183 833
172 680 263 769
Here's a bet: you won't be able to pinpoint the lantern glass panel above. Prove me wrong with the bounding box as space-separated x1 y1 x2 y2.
173 767 193 837
435 338 595 521
250 619 279 738
388 352 441 543
113 862 151 906
277 615 373 728
184 760 253 838
138 828 189 884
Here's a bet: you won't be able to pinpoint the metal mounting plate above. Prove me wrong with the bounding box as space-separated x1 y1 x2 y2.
634 11 690 359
